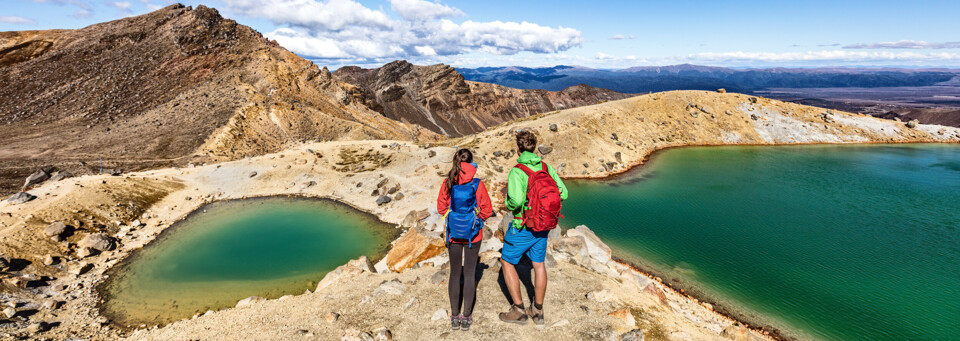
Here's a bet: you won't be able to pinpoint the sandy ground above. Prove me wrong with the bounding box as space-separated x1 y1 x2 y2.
1 91 958 340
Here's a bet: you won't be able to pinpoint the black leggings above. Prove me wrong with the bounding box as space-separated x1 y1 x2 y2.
448 241 481 317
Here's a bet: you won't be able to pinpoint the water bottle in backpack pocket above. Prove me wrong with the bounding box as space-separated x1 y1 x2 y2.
445 178 483 248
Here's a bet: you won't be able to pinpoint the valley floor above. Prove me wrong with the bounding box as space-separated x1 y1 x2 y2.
2 91 959 340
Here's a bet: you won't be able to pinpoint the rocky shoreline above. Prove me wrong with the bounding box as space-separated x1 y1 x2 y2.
1 91 959 340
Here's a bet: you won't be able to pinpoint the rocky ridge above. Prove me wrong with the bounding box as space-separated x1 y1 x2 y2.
333 61 632 136
1 90 958 340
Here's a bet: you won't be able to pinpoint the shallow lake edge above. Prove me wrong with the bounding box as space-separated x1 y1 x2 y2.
94 195 402 330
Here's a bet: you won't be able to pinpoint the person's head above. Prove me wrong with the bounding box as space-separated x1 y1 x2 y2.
516 130 537 154
446 148 474 195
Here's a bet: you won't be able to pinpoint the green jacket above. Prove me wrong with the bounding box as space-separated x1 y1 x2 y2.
506 151 568 228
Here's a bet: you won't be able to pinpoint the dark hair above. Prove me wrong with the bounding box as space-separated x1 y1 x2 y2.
446 148 473 196
516 130 537 153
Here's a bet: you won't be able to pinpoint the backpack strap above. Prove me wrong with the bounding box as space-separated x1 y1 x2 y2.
514 164 535 176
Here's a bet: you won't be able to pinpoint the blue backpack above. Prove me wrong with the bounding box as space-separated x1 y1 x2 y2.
445 178 483 248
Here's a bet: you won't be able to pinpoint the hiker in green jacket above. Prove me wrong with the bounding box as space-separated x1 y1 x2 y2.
499 130 568 325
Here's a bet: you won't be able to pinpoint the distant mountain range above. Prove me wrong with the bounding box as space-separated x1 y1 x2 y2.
457 64 960 93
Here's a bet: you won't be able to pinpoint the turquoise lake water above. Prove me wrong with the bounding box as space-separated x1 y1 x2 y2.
99 197 398 327
562 144 960 341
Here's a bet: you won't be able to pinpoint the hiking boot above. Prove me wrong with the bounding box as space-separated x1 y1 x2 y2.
459 315 472 331
526 304 544 325
451 315 461 330
498 304 528 325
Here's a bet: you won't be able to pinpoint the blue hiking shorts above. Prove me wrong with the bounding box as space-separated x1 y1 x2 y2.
501 222 550 264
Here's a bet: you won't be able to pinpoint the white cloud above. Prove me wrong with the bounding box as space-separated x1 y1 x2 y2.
609 34 633 40
843 40 960 49
388 0 463 22
105 1 132 11
0 16 38 25
29 0 92 11
222 0 582 62
73 9 92 18
221 0 392 31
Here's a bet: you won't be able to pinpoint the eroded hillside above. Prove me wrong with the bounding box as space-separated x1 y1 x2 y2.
334 61 632 136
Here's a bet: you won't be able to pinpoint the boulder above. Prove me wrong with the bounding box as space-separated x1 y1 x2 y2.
906 119 919 129
317 256 376 292
5 192 36 205
619 270 653 292
79 233 116 251
401 209 430 228
717 88 726 94
23 169 50 190
619 328 645 341
45 222 68 238
49 171 73 182
566 226 612 264
376 195 392 206
236 296 265 308
538 145 553 155
382 228 445 272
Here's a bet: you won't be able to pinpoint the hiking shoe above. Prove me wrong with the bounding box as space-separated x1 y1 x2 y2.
451 315 461 330
526 305 544 325
459 315 472 331
498 304 528 325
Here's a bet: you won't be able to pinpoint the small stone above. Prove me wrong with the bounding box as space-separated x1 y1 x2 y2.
906 119 919 129
717 88 726 93
376 195 392 206
301 181 317 189
610 133 619 141
620 328 645 341
42 254 56 265
548 319 570 328
394 192 404 201
725 110 733 115
614 152 622 163
748 96 758 104
372 327 393 341
80 233 116 251
248 171 257 178
41 300 63 310
70 263 93 275
431 308 448 321
45 222 68 238
236 296 265 307
27 322 50 334
77 246 99 258
324 312 340 323
403 297 419 312
373 279 407 296
131 219 143 227
608 308 636 327
2 307 16 319
538 145 553 155
430 268 449 285
750 114 760 121
427 150 436 158
549 124 558 132
689 111 699 118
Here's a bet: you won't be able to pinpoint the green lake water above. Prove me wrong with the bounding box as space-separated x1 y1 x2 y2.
562 144 960 341
99 197 398 327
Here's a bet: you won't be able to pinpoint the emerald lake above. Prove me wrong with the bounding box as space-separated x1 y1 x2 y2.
99 197 398 327
562 144 960 341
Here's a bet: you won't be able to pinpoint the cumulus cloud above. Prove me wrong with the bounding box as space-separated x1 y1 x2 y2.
609 34 633 40
220 0 582 62
0 16 38 25
105 1 132 12
389 0 463 22
843 40 960 49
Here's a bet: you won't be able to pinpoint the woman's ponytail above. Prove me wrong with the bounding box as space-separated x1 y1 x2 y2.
446 148 474 196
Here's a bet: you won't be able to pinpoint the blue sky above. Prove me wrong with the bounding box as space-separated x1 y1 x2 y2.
2 0 959 69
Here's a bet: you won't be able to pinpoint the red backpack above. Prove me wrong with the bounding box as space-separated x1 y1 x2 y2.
515 163 563 232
